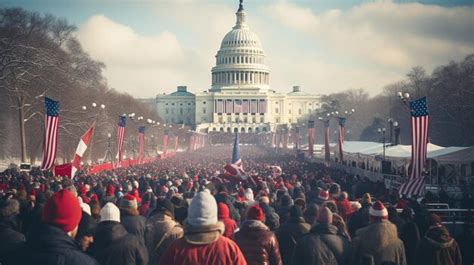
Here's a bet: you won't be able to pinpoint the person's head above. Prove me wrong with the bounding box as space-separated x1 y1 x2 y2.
289 205 303 219
100 202 120 223
247 204 265 222
155 197 175 218
362 193 372 206
316 206 333 225
426 213 442 227
339 191 349 200
369 200 388 222
0 198 20 218
187 190 218 227
119 194 139 216
42 189 82 239
217 202 230 219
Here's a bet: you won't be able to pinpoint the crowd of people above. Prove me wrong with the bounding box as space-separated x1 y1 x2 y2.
0 145 472 265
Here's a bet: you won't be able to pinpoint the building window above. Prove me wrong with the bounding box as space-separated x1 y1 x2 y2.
172 103 175 106
288 109 292 114
165 108 169 114
171 109 175 114
203 108 206 114
289 118 292 123
298 109 302 115
276 118 280 123
180 108 183 115
188 108 191 113
203 101 206 104
275 108 279 114
260 117 264 122
227 117 232 123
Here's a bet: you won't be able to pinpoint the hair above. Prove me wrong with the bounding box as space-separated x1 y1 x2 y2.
0 199 20 217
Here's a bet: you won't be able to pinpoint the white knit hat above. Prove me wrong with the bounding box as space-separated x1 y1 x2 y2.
187 191 218 226
100 202 120 222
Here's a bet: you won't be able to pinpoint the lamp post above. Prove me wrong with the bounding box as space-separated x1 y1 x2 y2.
388 118 394 144
393 121 400 145
378 127 386 160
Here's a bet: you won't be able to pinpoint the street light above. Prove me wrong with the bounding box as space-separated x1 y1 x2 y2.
378 127 386 160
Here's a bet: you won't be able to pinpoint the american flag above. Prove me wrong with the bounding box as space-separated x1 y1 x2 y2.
242 100 249 113
225 132 245 177
399 97 429 197
41 97 60 170
250 100 257 113
71 123 95 177
324 119 331 161
225 100 233 114
216 100 224 113
137 126 145 160
338 117 346 163
258 99 267 113
308 120 316 157
234 100 243 113
115 115 126 168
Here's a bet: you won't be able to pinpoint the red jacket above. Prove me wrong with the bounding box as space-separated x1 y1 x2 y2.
218 203 238 238
159 236 247 265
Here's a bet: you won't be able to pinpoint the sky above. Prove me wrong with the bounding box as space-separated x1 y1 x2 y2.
3 0 473 98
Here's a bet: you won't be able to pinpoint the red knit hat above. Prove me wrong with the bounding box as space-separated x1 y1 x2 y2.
317 207 333 224
120 194 138 209
247 204 264 221
218 202 230 219
42 189 82 233
318 190 329 201
369 200 388 220
90 194 99 202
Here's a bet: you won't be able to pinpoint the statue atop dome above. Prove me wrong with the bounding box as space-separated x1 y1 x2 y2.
238 0 244 12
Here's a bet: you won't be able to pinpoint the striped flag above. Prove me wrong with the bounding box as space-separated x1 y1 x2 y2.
41 97 60 170
338 117 346 163
225 100 233 114
399 97 429 197
216 100 224 113
242 100 249 113
250 99 257 113
324 119 331 161
115 115 126 168
71 123 95 177
137 126 145 161
308 120 315 157
258 99 267 113
234 100 243 113
225 132 245 177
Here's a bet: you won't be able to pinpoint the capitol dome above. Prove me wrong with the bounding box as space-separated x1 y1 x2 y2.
211 1 270 91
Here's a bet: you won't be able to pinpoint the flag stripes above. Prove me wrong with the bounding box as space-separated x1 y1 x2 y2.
399 97 429 197
308 120 315 157
338 117 346 163
115 116 126 168
41 97 60 170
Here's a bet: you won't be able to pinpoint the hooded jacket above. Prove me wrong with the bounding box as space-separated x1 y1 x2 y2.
351 220 406 265
159 221 246 265
218 203 238 238
89 221 148 265
416 225 462 265
292 223 350 265
277 216 310 265
145 212 183 265
234 220 282 265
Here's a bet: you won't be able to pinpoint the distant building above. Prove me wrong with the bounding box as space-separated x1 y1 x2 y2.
156 1 321 132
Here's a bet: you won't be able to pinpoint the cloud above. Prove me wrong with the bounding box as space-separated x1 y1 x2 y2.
267 1 474 71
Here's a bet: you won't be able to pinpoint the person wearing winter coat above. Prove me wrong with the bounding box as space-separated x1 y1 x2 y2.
259 196 280 231
351 201 406 265
16 189 99 265
399 207 420 265
218 202 238 238
145 198 183 265
415 214 462 265
277 205 310 265
89 202 148 265
0 198 26 264
347 193 372 237
292 207 350 265
234 204 282 265
159 190 247 265
215 184 241 223
335 192 353 221
119 194 147 245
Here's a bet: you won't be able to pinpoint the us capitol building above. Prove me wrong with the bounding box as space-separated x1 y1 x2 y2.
155 1 321 133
